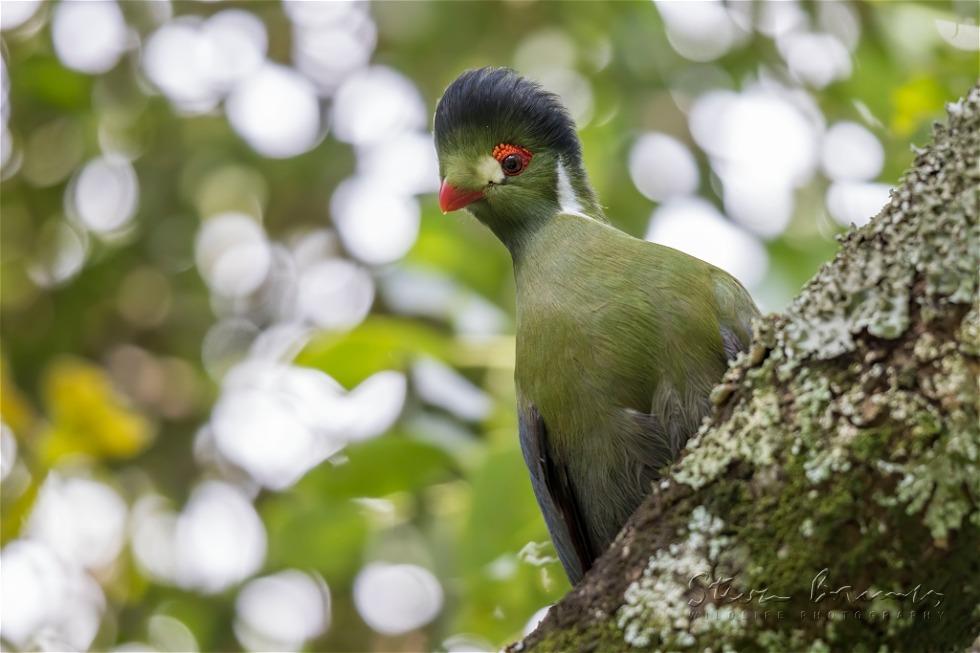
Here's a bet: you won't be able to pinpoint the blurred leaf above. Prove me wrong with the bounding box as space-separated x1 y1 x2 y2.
155 593 227 652
38 357 154 462
454 563 564 645
454 444 567 642
891 76 947 137
0 356 35 437
301 434 458 500
461 445 548 570
297 317 452 388
0 474 38 545
408 211 513 301
13 56 92 110
263 495 370 580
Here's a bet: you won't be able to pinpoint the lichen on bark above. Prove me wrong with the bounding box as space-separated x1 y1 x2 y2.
514 87 979 653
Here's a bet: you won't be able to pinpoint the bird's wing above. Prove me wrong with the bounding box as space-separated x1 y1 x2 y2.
711 269 760 360
517 399 596 585
628 265 759 479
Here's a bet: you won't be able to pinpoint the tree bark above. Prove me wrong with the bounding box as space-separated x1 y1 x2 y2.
513 87 980 653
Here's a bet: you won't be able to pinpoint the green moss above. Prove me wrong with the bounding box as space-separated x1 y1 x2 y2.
527 619 637 653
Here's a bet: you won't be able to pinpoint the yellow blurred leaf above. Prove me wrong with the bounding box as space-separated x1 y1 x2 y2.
0 475 38 545
0 356 36 437
891 76 945 137
39 357 154 463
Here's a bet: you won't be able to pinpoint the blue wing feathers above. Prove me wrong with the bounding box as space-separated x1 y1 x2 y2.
518 401 595 585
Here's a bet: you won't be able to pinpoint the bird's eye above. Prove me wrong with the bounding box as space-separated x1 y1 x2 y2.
502 154 524 175
492 143 532 176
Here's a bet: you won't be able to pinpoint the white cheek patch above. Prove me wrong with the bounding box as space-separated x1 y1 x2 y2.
556 159 585 215
476 155 505 185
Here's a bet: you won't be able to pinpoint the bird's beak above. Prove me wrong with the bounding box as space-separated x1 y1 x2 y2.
439 180 485 214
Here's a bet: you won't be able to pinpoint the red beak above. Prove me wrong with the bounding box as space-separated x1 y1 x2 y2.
439 180 485 213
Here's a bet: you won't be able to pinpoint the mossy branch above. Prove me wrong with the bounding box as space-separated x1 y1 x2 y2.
513 86 980 653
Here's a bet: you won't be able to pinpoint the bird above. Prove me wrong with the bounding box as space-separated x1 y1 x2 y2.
433 67 759 585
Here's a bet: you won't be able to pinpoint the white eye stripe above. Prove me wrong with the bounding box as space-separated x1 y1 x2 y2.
556 159 584 215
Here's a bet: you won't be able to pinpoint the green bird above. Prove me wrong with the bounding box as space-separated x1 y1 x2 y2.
433 68 759 584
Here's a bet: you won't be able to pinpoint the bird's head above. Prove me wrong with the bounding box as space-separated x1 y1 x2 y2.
433 67 601 248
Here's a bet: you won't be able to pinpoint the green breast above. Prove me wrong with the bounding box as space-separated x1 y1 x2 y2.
513 214 727 450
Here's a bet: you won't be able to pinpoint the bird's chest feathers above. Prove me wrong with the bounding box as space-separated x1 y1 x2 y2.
514 272 647 448
516 292 599 407
512 216 666 449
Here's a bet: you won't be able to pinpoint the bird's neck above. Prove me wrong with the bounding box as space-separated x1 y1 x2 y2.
478 157 605 258
510 212 618 290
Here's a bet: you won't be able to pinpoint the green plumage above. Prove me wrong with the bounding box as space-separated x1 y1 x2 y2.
514 212 754 559
434 68 759 583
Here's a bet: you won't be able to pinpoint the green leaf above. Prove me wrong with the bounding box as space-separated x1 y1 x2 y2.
407 214 512 300
155 593 226 652
296 317 452 388
452 446 569 642
299 434 458 500
263 495 369 580
15 57 92 110
461 445 549 570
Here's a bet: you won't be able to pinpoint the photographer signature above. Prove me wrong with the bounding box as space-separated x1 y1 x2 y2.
688 568 945 608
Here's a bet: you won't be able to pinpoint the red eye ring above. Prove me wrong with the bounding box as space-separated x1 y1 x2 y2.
492 143 532 176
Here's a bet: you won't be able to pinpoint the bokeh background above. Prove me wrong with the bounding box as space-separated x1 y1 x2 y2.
0 0 976 651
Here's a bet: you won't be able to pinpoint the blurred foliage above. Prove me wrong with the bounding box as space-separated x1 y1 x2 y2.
297 317 452 388
39 357 154 462
0 1 976 652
